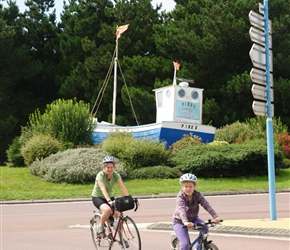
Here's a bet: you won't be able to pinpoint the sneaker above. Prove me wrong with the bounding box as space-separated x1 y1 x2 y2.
97 226 105 237
123 239 129 248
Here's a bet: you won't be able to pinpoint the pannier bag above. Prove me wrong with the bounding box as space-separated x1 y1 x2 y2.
115 195 135 212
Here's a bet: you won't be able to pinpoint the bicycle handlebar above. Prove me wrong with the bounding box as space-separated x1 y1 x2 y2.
108 197 140 213
182 219 223 230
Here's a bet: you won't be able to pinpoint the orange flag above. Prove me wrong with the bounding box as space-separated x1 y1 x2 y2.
173 61 180 71
116 24 129 41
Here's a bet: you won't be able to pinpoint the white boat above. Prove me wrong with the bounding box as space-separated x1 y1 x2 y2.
91 25 216 147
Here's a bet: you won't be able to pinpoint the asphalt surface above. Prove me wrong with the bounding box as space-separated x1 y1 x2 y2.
2 189 290 238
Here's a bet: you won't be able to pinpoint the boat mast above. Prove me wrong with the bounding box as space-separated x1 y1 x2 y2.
112 42 118 125
112 24 129 125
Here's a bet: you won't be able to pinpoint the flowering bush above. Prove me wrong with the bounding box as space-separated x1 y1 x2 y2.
277 132 290 159
170 133 203 154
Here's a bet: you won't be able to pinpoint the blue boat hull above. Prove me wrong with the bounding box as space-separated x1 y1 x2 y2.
92 121 215 148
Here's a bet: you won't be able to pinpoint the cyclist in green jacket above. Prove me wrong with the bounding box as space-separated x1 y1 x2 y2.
92 156 129 236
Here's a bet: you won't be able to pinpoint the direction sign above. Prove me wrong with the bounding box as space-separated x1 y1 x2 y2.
251 84 274 102
252 100 274 117
250 68 273 87
249 43 273 71
259 3 264 15
249 10 272 33
249 27 272 48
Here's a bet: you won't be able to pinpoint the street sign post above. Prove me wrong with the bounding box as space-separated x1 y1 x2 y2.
249 0 276 221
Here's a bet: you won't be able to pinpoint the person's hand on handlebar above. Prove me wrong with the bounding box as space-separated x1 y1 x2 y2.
184 221 194 229
108 200 114 207
213 217 221 224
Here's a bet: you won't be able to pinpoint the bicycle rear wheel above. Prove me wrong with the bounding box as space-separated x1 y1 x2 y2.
119 216 141 250
90 213 112 250
204 242 219 250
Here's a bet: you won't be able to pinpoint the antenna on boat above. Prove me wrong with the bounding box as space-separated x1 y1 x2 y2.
172 61 180 85
175 77 194 84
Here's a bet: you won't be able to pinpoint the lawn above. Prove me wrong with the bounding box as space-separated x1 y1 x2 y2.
1 166 289 201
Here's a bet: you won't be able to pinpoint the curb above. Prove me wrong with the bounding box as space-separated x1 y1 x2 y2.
146 222 290 238
1 189 290 205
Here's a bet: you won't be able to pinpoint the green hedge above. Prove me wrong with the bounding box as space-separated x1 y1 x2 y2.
168 139 285 177
128 166 182 179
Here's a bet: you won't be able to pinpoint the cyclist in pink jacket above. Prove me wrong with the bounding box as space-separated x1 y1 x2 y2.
172 173 221 250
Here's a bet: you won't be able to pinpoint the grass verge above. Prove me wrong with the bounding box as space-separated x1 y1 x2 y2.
1 167 289 201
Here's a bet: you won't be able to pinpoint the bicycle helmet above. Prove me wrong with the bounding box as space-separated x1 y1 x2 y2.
102 156 115 163
179 173 198 184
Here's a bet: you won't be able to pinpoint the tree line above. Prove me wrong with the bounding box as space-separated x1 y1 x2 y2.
1 0 289 164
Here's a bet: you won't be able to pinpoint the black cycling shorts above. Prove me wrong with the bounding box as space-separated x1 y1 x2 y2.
92 196 115 209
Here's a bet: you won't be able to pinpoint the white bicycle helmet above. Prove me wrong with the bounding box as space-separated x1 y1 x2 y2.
180 173 198 184
102 156 115 163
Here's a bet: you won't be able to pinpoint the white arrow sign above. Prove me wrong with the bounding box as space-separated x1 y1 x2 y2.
251 84 274 102
249 27 272 48
249 43 273 71
252 101 274 117
259 3 264 15
250 68 273 87
249 10 272 33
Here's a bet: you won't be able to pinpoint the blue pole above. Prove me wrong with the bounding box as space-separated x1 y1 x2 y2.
264 0 277 220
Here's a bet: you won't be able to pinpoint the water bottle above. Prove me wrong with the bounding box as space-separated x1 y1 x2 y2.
113 218 119 229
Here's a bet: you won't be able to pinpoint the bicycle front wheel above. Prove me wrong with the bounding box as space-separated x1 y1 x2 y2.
119 216 141 250
204 242 219 250
90 213 112 250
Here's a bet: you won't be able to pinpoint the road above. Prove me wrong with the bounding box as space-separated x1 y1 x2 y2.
1 193 289 249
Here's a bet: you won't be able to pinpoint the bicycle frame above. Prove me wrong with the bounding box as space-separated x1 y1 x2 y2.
90 197 141 250
170 219 222 250
170 228 207 250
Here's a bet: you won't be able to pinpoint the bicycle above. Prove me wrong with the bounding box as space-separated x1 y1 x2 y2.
170 219 223 250
90 196 141 250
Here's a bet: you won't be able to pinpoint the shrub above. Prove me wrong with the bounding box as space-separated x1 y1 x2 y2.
102 132 170 169
28 148 126 184
101 132 135 161
276 132 290 159
215 121 255 143
20 98 96 147
283 158 290 169
6 137 25 167
128 166 182 179
168 139 285 178
170 133 202 154
246 116 288 139
21 134 65 166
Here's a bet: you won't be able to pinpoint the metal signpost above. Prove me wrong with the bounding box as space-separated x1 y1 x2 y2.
249 0 277 220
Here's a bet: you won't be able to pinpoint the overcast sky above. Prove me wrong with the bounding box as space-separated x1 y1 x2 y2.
7 0 175 16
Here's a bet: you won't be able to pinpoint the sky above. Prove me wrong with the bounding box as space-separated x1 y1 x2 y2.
6 0 176 17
